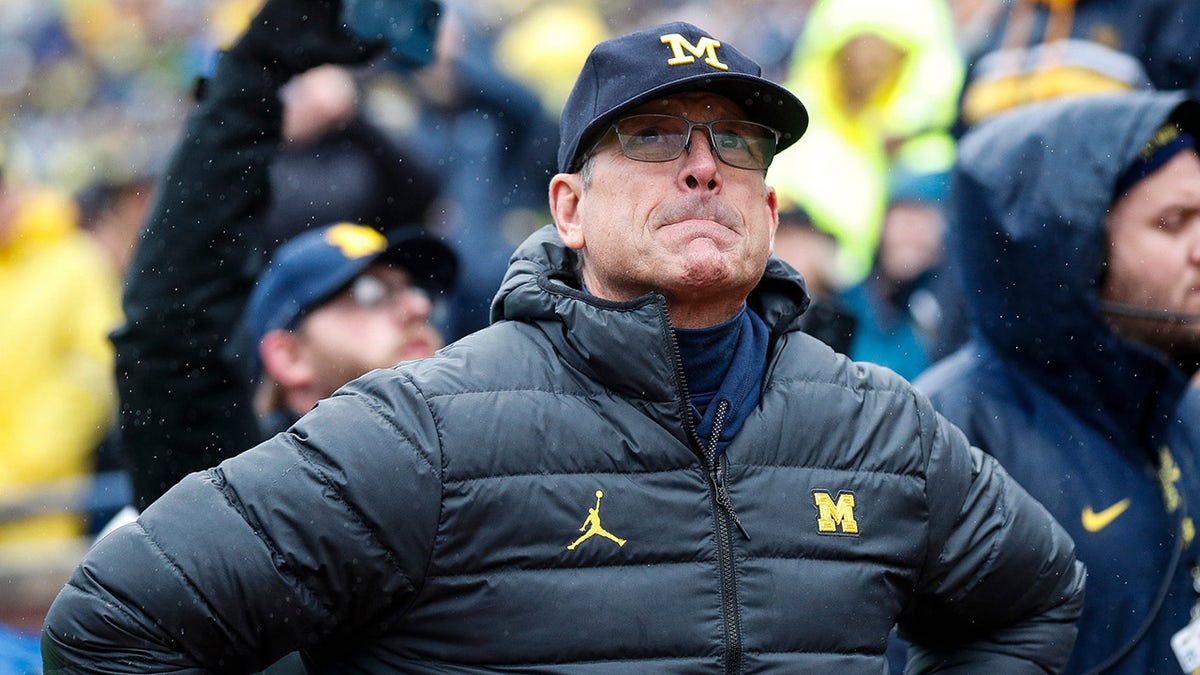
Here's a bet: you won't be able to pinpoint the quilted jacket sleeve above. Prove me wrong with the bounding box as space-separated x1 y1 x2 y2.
41 371 442 673
898 393 1086 674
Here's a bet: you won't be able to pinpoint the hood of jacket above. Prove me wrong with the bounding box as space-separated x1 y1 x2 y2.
787 0 963 133
488 224 811 403
951 90 1200 439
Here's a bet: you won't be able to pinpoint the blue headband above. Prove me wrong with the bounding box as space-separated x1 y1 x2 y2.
1113 125 1196 200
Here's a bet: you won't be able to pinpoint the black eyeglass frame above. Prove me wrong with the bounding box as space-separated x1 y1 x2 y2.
603 113 782 171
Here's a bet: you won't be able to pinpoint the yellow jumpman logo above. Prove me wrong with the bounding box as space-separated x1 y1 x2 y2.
567 490 626 550
1081 498 1131 532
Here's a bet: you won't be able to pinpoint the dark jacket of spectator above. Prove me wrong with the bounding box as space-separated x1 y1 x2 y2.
918 91 1200 674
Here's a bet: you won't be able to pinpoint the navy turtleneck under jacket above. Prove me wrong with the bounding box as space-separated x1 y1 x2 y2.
673 304 769 460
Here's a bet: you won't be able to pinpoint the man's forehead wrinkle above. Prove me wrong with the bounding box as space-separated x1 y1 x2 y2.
634 93 747 118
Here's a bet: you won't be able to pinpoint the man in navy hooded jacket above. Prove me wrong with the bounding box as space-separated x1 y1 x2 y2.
917 90 1200 674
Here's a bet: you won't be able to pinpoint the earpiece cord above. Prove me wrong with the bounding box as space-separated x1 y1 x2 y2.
1099 301 1200 323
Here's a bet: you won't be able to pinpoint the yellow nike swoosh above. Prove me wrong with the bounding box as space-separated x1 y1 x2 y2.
1081 499 1131 532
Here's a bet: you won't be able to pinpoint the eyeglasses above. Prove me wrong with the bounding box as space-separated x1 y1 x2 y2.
609 114 780 170
341 272 428 311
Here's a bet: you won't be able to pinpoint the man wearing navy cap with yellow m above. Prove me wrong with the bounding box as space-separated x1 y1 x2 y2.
43 2 1083 672
244 221 453 431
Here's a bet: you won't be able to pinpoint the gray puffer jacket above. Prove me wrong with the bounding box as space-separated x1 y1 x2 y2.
43 226 1084 674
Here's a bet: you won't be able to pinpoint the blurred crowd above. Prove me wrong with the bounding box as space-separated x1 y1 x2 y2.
3 0 1200 671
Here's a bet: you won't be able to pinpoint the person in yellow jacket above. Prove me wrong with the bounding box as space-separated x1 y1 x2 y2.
0 170 121 546
769 0 964 287
490 0 612 120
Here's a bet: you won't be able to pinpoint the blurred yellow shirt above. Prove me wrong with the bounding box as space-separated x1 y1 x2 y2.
0 186 121 543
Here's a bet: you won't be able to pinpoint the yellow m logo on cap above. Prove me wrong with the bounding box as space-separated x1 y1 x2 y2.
813 490 858 535
324 223 387 259
660 33 729 71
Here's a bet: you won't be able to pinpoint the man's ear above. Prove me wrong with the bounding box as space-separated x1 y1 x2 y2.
550 172 585 250
259 329 312 388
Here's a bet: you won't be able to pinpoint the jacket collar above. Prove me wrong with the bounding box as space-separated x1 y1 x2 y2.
489 225 811 406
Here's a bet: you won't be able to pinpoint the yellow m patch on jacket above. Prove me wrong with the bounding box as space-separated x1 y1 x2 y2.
813 490 859 535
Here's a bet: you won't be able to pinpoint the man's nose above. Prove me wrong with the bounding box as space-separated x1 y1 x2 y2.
684 127 720 162
682 127 721 189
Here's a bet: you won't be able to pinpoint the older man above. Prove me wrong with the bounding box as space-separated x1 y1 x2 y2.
41 2 1084 672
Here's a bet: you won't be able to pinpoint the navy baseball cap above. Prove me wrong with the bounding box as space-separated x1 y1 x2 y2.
557 21 808 173
243 222 456 374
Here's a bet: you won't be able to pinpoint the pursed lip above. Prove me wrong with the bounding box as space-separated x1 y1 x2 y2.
661 217 729 231
653 198 742 235
656 219 742 249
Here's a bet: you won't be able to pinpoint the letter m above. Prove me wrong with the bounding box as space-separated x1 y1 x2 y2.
813 490 858 535
659 34 730 70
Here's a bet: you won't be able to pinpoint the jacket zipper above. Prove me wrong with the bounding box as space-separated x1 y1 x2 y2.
705 398 746 675
706 400 750 540
663 313 744 675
